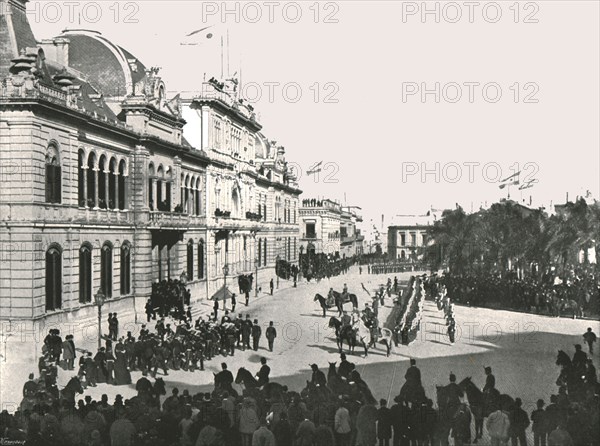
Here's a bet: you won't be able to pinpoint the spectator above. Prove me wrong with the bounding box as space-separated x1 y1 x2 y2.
487 406 510 446
377 399 392 446
531 399 548 446
509 398 530 446
251 417 275 446
335 401 352 446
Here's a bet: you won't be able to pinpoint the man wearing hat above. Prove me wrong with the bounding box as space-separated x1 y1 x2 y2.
256 357 270 387
266 321 277 352
572 344 587 371
22 373 37 398
531 399 547 446
583 327 597 354
252 319 262 351
310 364 327 387
483 366 495 396
338 353 354 379
447 373 464 409
242 315 252 351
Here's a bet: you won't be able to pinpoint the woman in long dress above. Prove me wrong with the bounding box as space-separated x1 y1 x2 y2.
114 340 131 385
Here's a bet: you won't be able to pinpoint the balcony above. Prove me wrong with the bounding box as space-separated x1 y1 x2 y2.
148 211 190 229
302 233 318 240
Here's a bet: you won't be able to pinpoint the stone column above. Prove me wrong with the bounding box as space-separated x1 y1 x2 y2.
151 179 157 210
104 170 110 209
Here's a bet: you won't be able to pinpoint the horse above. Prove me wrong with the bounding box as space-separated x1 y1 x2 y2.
328 317 357 354
353 319 371 357
314 293 334 317
458 377 496 442
556 350 585 400
213 370 239 398
60 376 84 406
378 327 393 357
134 376 166 408
331 290 358 315
327 362 351 396
235 367 284 401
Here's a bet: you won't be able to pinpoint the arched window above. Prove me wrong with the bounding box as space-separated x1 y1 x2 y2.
108 158 117 209
198 239 205 279
232 188 240 218
148 163 155 210
45 144 61 204
195 178 202 216
78 150 85 207
98 155 107 209
79 244 92 303
120 243 131 295
101 243 113 298
187 240 194 281
118 160 126 210
87 152 96 208
45 245 62 311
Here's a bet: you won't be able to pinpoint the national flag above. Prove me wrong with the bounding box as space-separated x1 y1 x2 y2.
185 26 213 37
500 171 521 183
306 161 323 176
499 179 520 189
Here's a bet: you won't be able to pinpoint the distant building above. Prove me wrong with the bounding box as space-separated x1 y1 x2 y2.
387 210 440 261
298 199 363 258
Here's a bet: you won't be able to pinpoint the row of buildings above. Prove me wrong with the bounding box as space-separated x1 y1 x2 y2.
0 0 366 327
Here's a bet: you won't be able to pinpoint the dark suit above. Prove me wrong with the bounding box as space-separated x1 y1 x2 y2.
252 324 262 351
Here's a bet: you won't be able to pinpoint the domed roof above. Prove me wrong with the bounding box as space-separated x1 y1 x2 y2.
58 29 146 97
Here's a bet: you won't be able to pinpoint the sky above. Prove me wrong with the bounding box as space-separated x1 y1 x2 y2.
27 1 600 230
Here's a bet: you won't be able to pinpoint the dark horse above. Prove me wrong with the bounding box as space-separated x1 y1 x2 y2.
213 370 239 398
459 377 499 443
234 367 284 401
314 294 333 317
327 362 352 396
60 376 84 406
331 290 359 315
134 377 166 408
328 317 357 354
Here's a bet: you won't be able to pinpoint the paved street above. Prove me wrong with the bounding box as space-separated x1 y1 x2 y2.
2 267 598 418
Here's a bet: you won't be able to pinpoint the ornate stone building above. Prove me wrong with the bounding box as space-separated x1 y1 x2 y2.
0 0 300 326
298 198 363 258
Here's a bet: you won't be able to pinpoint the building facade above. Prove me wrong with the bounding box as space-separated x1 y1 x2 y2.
0 0 301 326
298 198 363 258
387 212 439 261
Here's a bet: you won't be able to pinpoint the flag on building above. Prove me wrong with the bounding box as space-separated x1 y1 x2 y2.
306 161 323 175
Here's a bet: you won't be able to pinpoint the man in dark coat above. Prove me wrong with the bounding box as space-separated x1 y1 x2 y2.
583 327 597 354
338 353 354 379
483 366 496 395
509 398 530 446
377 399 392 446
310 364 327 387
252 319 262 351
84 352 97 387
270 278 274 295
22 373 37 398
572 344 588 371
447 373 464 409
256 357 270 387
241 315 252 350
219 363 234 388
62 335 76 370
266 321 277 352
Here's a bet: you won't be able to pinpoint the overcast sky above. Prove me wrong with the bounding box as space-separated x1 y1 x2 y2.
29 1 599 229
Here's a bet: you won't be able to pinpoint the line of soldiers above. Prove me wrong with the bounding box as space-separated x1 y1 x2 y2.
107 312 279 380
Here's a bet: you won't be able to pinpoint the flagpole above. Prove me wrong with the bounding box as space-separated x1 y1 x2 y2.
227 28 230 78
220 36 224 79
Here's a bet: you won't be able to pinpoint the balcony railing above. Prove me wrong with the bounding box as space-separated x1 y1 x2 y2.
302 233 318 240
148 211 190 228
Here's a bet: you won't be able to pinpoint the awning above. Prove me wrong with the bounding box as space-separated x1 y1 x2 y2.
210 285 234 301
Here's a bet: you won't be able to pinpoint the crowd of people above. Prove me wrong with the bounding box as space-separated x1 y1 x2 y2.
147 280 192 322
300 253 353 282
438 265 599 318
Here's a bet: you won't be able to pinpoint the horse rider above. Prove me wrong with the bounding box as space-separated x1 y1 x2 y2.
327 287 335 307
310 363 327 387
255 357 270 387
362 303 374 327
351 309 361 327
338 353 354 379
572 344 588 371
483 366 495 396
340 310 351 328
220 363 234 388
342 283 349 300
447 373 464 408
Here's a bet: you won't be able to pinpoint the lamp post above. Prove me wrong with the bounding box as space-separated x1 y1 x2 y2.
179 271 188 310
222 263 229 310
254 255 259 297
94 290 105 350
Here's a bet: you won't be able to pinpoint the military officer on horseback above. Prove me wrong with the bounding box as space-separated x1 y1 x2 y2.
327 288 336 307
483 366 495 396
